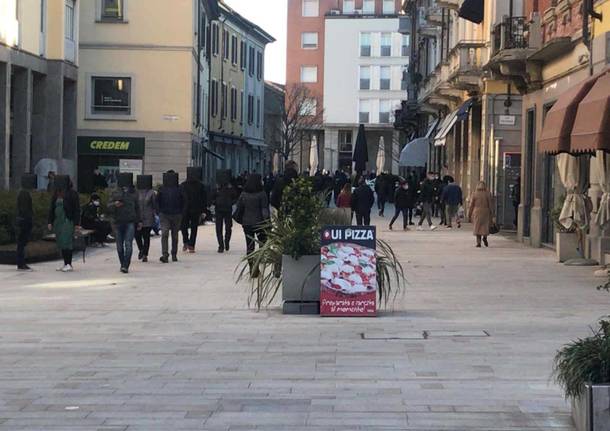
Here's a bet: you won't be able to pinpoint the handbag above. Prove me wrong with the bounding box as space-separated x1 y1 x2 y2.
489 222 500 235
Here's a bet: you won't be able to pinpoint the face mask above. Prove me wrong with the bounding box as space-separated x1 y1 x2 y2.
93 201 100 207
402 185 408 190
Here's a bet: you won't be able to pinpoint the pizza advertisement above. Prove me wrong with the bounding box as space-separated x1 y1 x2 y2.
320 226 377 317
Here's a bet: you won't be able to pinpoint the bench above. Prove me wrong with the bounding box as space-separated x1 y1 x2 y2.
43 229 96 263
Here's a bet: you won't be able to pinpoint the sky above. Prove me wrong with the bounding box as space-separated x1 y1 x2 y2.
223 0 287 84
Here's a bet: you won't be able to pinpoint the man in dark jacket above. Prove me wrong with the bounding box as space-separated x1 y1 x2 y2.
107 174 141 273
417 172 438 231
213 179 237 253
180 168 207 253
158 171 185 263
16 174 36 271
270 161 299 211
352 177 375 226
440 177 463 228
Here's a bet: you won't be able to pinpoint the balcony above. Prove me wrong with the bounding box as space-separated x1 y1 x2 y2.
425 6 443 26
448 41 487 91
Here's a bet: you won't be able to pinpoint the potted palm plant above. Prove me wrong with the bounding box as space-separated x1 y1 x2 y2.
237 177 405 314
553 284 610 431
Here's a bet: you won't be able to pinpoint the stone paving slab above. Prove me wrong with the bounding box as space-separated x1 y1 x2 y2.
0 215 607 430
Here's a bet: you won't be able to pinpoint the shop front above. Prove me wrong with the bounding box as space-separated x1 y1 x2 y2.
77 136 145 193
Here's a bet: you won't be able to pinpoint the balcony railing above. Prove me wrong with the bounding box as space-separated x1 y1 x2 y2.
493 17 530 54
448 41 487 76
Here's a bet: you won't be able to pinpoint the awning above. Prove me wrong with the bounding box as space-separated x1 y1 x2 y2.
458 0 484 24
434 110 459 146
203 146 225 160
457 98 475 121
570 71 610 153
399 119 439 167
538 74 599 154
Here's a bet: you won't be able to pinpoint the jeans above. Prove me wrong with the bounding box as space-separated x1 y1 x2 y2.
389 208 408 230
215 211 232 248
356 211 371 226
446 204 460 227
418 202 433 226
135 226 152 257
114 223 135 269
161 213 182 257
181 212 201 248
16 218 32 268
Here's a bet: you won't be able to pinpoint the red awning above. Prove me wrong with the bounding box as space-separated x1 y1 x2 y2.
570 70 610 153
538 75 599 154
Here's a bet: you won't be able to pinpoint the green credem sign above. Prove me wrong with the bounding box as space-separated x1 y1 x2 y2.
77 137 145 156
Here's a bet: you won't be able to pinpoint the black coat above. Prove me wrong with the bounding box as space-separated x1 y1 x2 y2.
213 185 237 213
270 168 298 210
394 187 415 209
352 185 375 215
181 180 207 214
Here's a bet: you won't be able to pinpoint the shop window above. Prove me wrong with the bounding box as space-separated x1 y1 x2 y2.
101 0 124 21
91 76 131 115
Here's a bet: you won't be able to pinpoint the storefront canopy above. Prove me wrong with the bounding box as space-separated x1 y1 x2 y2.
570 71 610 153
458 0 484 24
457 98 475 121
434 110 459 147
538 74 599 154
400 119 439 167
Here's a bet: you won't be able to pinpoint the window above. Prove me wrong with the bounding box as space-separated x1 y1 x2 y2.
379 100 391 123
401 34 409 57
222 30 229 60
211 79 218 117
256 97 261 128
240 40 246 70
211 22 219 56
248 46 255 76
299 98 317 116
230 87 237 121
301 32 318 49
360 33 371 57
343 0 354 14
199 13 207 51
221 82 228 119
91 77 131 115
381 33 392 56
300 66 317 83
302 0 318 17
65 0 75 40
247 94 254 124
359 100 370 123
256 51 263 80
339 130 352 152
231 35 238 65
363 0 374 14
359 66 370 90
101 0 123 20
383 0 395 14
380 66 391 90
240 90 244 124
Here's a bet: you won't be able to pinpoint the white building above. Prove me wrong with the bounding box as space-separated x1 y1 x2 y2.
323 15 409 174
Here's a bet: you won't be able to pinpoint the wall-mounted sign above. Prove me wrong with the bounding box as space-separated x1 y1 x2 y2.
498 115 516 126
320 226 377 317
119 159 143 175
78 137 145 156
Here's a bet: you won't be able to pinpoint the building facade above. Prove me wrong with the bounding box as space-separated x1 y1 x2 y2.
77 0 219 191
1 0 79 190
287 0 405 174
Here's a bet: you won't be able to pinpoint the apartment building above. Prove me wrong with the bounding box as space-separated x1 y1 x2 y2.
0 0 79 190
287 0 405 173
209 2 274 177
77 0 219 190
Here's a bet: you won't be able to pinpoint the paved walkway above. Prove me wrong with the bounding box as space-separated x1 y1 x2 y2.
0 214 607 430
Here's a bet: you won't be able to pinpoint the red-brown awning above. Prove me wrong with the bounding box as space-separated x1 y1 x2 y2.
538 75 598 154
570 71 610 153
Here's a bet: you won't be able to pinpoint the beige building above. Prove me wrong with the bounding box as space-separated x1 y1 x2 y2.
0 0 79 189
77 0 219 191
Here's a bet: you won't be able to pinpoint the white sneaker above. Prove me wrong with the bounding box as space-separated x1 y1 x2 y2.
417 226 424 231
430 225 438 231
56 265 65 271
61 264 74 272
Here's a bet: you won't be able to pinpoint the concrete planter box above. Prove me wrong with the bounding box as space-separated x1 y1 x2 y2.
282 255 320 314
557 232 580 262
572 384 610 431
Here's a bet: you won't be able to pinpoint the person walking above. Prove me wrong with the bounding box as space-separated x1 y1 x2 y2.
135 175 156 263
417 172 438 231
441 176 463 229
389 180 411 231
352 177 375 226
213 175 237 253
180 168 207 253
236 174 269 277
468 181 494 248
107 173 141 274
270 161 299 211
336 183 353 224
15 174 36 271
158 171 185 263
375 173 388 217
48 176 80 272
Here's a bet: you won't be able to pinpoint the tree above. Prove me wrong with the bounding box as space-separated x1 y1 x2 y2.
269 84 324 165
